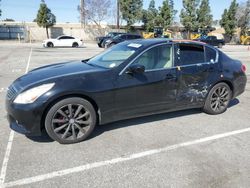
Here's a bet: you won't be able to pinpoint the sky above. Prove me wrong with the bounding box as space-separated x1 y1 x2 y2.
0 0 247 23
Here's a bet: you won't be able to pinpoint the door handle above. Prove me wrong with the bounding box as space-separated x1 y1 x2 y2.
165 74 176 80
208 67 214 72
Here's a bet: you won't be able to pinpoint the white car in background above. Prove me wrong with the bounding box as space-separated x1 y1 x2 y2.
43 35 83 48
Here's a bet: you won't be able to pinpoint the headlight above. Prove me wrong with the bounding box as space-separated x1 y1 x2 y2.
106 39 111 43
14 83 55 104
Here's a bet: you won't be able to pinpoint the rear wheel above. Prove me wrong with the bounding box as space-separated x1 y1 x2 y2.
45 97 96 144
203 83 232 115
109 43 116 48
47 42 54 48
218 43 223 48
72 42 79 48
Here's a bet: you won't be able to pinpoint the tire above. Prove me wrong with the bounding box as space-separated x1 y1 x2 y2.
203 83 232 115
47 42 54 48
107 43 115 48
45 97 97 144
72 42 79 48
218 43 223 48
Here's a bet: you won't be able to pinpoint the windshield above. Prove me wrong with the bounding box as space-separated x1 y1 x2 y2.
113 34 123 40
107 33 113 37
87 43 142 69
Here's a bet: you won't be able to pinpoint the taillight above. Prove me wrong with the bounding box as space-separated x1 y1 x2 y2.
241 64 246 72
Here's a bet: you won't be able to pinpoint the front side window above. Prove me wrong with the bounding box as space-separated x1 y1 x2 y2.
176 44 205 66
133 44 173 71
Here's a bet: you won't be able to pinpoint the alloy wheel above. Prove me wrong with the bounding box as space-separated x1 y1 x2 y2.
52 104 91 141
210 86 230 113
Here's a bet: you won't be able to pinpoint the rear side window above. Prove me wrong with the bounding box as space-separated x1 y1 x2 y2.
120 35 127 39
177 44 205 66
128 35 138 39
205 47 217 62
59 36 74 39
132 35 141 39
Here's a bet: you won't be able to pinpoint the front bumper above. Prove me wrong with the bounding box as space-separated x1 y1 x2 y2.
5 99 45 136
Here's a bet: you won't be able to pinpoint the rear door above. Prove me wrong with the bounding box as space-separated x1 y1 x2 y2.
56 36 75 47
174 43 219 106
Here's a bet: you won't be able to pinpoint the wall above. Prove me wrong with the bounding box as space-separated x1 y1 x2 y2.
0 22 125 42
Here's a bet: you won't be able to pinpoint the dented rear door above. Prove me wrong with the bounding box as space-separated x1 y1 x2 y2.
174 43 219 106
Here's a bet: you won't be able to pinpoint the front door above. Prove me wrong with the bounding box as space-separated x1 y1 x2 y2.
115 44 178 119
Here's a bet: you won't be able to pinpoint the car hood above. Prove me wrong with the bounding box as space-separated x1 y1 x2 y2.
14 61 105 89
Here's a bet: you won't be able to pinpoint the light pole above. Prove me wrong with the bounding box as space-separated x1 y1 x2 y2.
80 0 85 28
117 0 120 30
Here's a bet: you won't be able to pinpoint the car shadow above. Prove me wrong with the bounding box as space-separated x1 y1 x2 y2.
26 130 54 143
88 98 240 140
228 98 240 108
87 108 202 140
26 98 240 143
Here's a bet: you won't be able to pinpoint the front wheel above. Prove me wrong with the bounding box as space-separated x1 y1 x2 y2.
203 83 232 115
45 97 96 144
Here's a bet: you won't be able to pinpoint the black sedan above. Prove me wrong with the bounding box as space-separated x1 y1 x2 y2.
104 33 142 48
6 39 247 144
96 32 124 48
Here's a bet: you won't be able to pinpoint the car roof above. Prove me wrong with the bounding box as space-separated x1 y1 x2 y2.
121 38 207 48
58 35 74 38
120 33 141 36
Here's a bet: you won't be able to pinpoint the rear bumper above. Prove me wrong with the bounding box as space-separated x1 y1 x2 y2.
233 74 247 98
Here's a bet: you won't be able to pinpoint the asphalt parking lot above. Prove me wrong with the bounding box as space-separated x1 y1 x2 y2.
0 43 250 188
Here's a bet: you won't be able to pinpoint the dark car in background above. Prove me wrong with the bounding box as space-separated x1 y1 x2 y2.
96 32 124 48
6 39 247 144
104 33 143 48
195 36 225 48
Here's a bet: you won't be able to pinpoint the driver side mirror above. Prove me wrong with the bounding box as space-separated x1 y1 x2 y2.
126 64 145 74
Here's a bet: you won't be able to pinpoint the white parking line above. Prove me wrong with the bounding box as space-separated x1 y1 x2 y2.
0 88 7 93
25 48 32 73
0 47 32 188
3 127 250 188
0 131 14 187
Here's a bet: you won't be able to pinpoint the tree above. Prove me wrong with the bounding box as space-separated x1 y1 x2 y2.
142 0 158 31
0 0 2 18
77 0 111 27
220 0 238 40
142 0 177 31
158 0 173 29
35 0 56 39
119 0 143 31
180 0 200 38
236 0 250 36
169 0 177 21
196 0 213 33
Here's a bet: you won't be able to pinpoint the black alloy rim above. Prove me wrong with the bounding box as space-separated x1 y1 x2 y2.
52 104 91 140
210 86 230 112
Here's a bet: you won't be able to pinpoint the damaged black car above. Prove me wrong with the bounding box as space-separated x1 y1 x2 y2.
6 39 247 144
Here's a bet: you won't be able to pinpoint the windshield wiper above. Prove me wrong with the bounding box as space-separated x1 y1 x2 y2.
81 59 89 63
